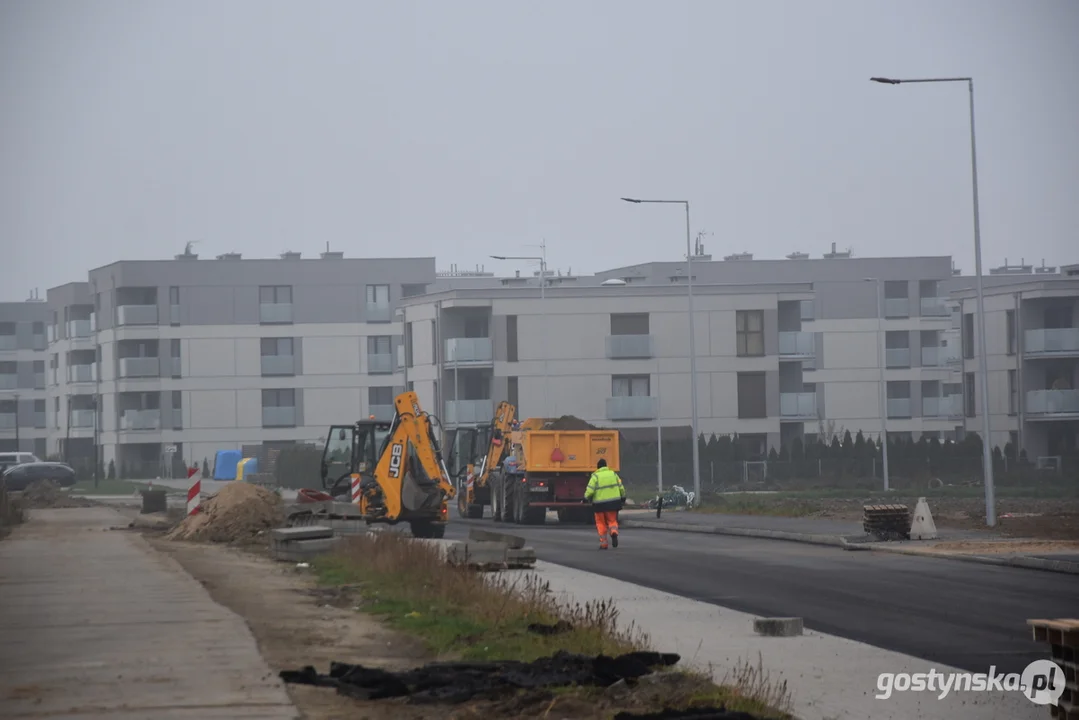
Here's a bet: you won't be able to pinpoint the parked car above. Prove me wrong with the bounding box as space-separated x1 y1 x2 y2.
1 462 77 492
0 452 42 475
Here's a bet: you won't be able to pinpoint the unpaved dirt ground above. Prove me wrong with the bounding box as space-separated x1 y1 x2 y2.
923 539 1079 555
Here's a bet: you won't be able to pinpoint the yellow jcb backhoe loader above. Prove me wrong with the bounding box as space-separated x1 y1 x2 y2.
450 401 516 519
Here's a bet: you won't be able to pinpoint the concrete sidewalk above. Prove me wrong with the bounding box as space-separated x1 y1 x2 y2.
510 559 1043 720
0 507 299 719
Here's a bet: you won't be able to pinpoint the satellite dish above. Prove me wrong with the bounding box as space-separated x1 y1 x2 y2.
601 278 628 286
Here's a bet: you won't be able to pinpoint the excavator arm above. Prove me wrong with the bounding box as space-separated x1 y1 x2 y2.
465 401 516 505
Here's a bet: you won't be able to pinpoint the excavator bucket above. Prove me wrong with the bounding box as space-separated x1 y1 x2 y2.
862 504 911 540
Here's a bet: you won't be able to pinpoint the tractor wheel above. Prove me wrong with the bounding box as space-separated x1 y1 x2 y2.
465 504 484 519
409 520 446 539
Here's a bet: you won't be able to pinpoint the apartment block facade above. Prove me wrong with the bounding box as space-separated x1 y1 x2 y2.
0 300 50 456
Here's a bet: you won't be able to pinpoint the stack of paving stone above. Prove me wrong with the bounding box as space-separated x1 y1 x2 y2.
862 504 911 540
285 500 367 535
270 525 343 562
1027 618 1079 719
444 529 537 571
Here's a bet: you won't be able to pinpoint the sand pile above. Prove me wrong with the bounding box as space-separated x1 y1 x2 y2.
21 480 95 509
166 481 284 543
544 415 599 431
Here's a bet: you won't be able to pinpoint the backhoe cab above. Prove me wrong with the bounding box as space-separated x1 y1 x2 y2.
445 401 516 519
318 391 456 538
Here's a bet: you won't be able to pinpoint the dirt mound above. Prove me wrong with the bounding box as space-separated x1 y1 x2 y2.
544 415 599 431
20 480 95 509
165 482 284 544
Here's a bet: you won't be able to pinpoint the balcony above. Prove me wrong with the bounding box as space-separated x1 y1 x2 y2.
33 373 45 389
261 354 295 376
444 399 494 425
119 357 160 378
117 304 158 326
444 337 493 365
367 353 394 374
168 408 183 429
396 344 405 369
0 374 16 390
779 331 815 359
922 395 963 418
0 413 14 429
606 334 654 359
0 336 16 351
606 395 658 421
47 325 56 344
1026 390 1079 418
366 303 392 323
1025 328 1079 357
262 406 297 427
120 409 161 431
887 398 912 418
68 364 97 383
170 304 180 324
884 298 910 318
919 297 950 317
780 392 817 419
259 302 293 324
885 348 911 368
800 300 815 321
70 409 96 428
369 404 395 422
67 317 96 339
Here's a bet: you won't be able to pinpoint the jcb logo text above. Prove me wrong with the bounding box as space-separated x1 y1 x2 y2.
388 442 404 478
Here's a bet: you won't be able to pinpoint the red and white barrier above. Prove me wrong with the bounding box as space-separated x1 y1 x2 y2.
186 475 202 516
350 474 362 505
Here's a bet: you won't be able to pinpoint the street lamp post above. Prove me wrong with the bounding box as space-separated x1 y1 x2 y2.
621 198 701 508
865 278 891 491
491 241 549 417
870 75 995 525
12 392 20 453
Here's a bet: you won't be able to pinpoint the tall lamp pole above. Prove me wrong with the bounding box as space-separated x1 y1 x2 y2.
621 198 700 508
864 278 890 491
491 241 549 417
870 75 995 525
12 392 20 453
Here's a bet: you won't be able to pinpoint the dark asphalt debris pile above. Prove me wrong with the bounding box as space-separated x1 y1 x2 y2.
280 650 681 704
614 709 771 720
543 415 599 431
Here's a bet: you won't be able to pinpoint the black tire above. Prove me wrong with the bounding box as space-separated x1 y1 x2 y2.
409 520 446 539
518 490 545 525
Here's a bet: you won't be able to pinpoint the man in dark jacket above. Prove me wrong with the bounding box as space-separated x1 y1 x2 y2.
584 458 626 549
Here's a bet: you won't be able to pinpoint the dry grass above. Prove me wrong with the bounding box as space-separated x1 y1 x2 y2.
313 532 793 718
0 487 26 539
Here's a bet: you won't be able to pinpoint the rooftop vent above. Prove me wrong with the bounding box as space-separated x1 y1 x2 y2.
786 251 809 260
989 257 1033 275
723 252 753 261
280 251 301 260
1033 259 1057 275
321 251 344 260
823 242 851 259
216 252 242 260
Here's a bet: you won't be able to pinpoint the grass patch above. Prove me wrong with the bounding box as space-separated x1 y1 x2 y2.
70 480 144 496
312 532 792 718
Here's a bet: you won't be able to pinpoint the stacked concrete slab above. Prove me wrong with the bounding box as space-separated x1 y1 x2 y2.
284 501 368 535
270 526 343 562
444 529 537 571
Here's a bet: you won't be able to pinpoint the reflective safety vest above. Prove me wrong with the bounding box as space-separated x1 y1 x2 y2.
585 467 625 505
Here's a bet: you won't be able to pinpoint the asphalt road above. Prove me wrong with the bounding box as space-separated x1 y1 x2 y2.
445 516 1079 674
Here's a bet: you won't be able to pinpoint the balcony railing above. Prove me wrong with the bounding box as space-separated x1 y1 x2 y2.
67 317 96 338
120 409 160 431
887 398 912 418
1025 328 1079 356
606 395 658 421
68 364 97 383
0 374 16 389
32 335 46 351
261 355 295 376
444 399 494 425
922 395 963 418
606 334 654 359
259 302 293 324
168 408 183 429
0 336 16 351
33 411 46 428
884 298 910 318
780 392 817 418
0 413 14 429
33 373 45 389
366 303 392 323
262 406 297 427
117 304 158 326
445 337 493 364
396 344 405 369
800 300 815 321
1026 389 1079 416
919 297 950 317
369 404 395 422
779 331 815 358
119 357 160 378
70 409 96 428
885 348 911 368
367 353 394 374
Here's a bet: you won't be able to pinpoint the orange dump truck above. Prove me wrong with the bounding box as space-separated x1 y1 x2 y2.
489 419 620 525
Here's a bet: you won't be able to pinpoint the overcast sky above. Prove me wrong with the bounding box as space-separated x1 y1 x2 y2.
2 0 1076 297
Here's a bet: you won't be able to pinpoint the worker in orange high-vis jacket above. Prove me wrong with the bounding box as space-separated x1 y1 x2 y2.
584 458 626 549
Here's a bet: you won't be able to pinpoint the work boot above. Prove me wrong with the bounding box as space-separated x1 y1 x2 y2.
611 531 618 548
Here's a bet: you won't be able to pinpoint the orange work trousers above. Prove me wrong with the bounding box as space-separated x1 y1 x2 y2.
594 510 619 546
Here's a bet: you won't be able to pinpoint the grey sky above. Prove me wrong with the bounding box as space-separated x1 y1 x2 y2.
2 0 1076 296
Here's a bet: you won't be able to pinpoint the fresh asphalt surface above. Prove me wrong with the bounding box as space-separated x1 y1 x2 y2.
444 514 1079 675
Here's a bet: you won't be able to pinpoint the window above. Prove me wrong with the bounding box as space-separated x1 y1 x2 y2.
33 399 45 429
610 313 649 335
612 374 650 397
32 321 44 335
262 388 295 407
366 284 389 305
964 372 976 418
169 286 180 325
169 286 180 305
962 313 974 359
1005 310 1016 355
507 315 518 362
737 372 767 418
367 336 391 354
259 285 292 304
736 311 765 357
464 316 489 338
507 376 519 408
261 338 293 356
54 397 60 428
172 391 183 429
1008 369 1017 415
369 386 394 406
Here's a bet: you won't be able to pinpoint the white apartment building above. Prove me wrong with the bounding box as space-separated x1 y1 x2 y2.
0 299 49 457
